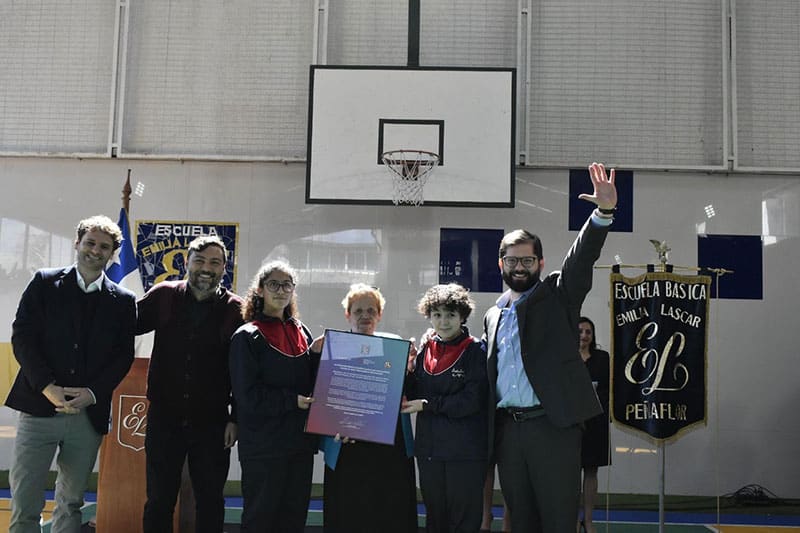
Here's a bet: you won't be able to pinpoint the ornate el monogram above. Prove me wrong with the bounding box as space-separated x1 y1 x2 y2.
117 394 148 452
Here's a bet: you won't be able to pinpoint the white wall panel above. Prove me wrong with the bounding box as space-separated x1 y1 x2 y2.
734 0 800 169
121 0 314 158
0 0 116 155
420 0 517 68
526 0 724 168
326 0 408 65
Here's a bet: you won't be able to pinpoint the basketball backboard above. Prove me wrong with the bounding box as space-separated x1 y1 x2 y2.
306 66 515 207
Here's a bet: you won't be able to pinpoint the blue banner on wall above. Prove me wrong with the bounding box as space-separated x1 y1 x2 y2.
569 168 634 232
439 228 504 292
697 234 761 299
134 220 239 292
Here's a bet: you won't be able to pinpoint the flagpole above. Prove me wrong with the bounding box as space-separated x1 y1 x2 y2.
122 168 131 214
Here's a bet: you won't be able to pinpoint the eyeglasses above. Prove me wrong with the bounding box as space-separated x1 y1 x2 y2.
265 280 296 293
501 256 538 268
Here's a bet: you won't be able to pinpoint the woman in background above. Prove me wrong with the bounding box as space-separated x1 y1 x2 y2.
577 316 610 533
229 261 321 533
321 283 417 533
403 283 488 533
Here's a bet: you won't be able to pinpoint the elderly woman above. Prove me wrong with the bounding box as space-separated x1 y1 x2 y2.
402 283 488 533
229 261 321 533
321 283 417 533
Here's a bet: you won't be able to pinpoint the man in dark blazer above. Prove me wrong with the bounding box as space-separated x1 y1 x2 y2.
5 214 136 533
483 162 617 533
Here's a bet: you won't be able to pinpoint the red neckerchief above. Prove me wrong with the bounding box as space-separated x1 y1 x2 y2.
253 317 308 357
423 335 473 375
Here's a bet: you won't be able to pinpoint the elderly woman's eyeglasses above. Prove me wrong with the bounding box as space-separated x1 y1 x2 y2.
265 280 296 293
501 256 538 268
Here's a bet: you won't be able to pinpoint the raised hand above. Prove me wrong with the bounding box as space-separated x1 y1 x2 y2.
579 162 617 210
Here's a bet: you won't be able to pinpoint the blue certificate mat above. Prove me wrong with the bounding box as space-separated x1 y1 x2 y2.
306 329 410 445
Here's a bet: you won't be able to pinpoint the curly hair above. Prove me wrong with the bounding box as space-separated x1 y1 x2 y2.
341 283 385 314
417 283 475 323
242 260 298 322
75 215 123 250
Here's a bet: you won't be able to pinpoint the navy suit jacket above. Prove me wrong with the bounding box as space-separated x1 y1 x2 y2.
483 216 608 458
6 266 136 435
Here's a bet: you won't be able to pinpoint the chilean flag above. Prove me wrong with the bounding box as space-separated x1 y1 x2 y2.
107 208 144 295
106 207 152 357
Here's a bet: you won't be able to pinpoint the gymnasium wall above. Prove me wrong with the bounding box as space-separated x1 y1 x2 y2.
0 158 797 497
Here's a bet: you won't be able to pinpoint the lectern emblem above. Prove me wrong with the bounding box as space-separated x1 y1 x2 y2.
118 394 148 452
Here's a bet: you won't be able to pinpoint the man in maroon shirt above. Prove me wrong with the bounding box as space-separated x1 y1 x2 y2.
137 236 243 533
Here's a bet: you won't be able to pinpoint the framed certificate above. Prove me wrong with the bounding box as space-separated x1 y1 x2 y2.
305 329 410 445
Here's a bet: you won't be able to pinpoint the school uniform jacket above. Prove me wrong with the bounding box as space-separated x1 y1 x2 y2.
406 330 488 462
229 317 320 459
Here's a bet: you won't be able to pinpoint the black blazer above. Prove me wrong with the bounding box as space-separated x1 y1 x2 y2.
483 216 608 457
5 266 136 435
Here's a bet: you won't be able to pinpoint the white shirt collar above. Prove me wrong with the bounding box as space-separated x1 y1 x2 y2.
75 267 105 294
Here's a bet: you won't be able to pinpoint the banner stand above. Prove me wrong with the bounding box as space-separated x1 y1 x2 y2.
598 245 732 533
659 442 665 533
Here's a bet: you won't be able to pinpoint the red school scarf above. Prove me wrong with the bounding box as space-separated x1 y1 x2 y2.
423 335 474 375
253 317 308 357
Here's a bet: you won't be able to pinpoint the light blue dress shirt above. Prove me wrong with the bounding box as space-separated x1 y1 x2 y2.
495 285 540 408
495 211 610 408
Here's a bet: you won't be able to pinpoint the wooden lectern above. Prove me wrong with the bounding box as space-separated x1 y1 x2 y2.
95 357 196 532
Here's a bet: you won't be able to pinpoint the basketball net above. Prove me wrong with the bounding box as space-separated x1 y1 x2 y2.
381 149 439 206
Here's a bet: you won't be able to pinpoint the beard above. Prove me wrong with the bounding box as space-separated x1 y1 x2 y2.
502 268 540 293
188 270 222 295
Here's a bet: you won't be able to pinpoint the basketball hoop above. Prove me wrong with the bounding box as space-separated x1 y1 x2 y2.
381 149 439 206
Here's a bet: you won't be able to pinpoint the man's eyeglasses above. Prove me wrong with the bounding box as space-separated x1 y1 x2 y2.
265 280 296 293
501 256 538 268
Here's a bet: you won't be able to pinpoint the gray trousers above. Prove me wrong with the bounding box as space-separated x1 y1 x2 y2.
10 411 103 533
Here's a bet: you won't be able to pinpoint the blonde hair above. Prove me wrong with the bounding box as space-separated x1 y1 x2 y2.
341 283 385 314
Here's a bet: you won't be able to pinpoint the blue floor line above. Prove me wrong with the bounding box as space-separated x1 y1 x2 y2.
0 489 96 502
490 505 800 527
2 490 797 527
